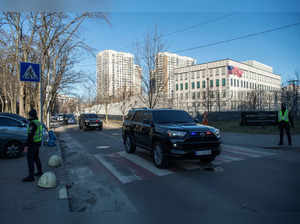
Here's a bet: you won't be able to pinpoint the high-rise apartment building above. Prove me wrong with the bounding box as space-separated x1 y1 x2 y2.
97 50 142 100
155 52 196 97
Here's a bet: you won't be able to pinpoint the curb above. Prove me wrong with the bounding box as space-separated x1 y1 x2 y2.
55 130 72 210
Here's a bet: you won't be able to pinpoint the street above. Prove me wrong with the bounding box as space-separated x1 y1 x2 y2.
54 124 300 222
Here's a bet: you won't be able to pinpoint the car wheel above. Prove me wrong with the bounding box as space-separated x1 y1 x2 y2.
3 141 23 158
124 135 136 153
200 156 216 164
153 143 168 169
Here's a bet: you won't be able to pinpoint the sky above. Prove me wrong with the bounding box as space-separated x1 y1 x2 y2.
2 0 300 97
74 10 300 97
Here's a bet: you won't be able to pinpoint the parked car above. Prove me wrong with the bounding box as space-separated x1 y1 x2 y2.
0 115 28 158
122 108 222 168
57 113 64 122
63 114 76 125
78 113 103 131
0 112 29 124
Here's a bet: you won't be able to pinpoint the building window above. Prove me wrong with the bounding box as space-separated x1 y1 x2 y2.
197 81 200 89
192 92 195 99
203 92 206 99
180 83 183 90
180 74 183 80
222 78 226 86
222 91 226 98
197 91 200 99
191 73 195 79
237 80 239 87
192 82 195 89
216 79 219 87
185 83 188 90
231 79 233 86
210 80 213 88
234 79 236 87
222 67 225 75
185 92 188 99
202 80 206 88
180 93 183 100
176 84 178 91
185 73 187 80
196 71 200 78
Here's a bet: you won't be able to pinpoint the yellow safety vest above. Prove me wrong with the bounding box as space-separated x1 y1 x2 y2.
278 110 289 122
27 120 43 143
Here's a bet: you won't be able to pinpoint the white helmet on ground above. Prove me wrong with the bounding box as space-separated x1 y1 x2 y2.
48 155 62 167
37 171 56 188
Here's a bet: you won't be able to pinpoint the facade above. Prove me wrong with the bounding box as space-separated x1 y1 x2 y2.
155 52 196 97
97 50 141 100
173 59 282 115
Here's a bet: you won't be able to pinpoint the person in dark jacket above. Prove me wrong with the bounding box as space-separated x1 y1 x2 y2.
22 109 43 182
278 103 292 146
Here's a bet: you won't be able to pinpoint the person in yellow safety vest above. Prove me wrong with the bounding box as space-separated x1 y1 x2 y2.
278 103 292 146
22 109 43 182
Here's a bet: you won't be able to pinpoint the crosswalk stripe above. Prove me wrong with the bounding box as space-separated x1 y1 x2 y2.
219 154 243 161
222 148 261 158
94 154 141 184
118 151 174 176
223 144 276 156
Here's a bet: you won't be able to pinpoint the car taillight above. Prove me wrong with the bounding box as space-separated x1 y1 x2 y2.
96 120 99 123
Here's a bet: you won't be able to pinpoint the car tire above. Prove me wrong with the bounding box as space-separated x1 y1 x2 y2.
3 141 23 158
200 156 216 164
153 143 168 169
124 135 136 153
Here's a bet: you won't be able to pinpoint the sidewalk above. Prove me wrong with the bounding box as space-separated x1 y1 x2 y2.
0 143 69 222
222 132 300 150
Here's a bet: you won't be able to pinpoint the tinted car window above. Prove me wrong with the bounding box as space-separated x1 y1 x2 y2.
0 117 21 127
133 111 144 122
153 110 194 123
143 111 153 121
85 114 98 118
126 110 135 120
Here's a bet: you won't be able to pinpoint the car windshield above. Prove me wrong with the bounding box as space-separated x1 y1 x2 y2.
153 110 195 124
85 114 98 118
65 114 74 118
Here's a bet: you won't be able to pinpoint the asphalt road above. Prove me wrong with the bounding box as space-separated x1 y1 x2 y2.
55 124 300 223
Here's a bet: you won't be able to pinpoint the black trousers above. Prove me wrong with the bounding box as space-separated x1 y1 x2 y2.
279 122 292 145
27 142 42 177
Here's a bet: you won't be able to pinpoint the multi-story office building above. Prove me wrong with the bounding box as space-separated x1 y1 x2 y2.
155 52 196 97
97 50 141 100
173 59 281 115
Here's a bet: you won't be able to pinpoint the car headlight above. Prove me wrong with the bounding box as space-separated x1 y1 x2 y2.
167 130 187 137
214 128 221 138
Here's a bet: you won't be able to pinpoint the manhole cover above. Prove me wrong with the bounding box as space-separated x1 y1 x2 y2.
96 146 111 149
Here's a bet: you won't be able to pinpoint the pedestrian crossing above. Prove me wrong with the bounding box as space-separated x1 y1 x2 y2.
93 144 278 184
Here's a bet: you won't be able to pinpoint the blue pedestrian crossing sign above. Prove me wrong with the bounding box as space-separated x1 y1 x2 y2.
20 62 40 82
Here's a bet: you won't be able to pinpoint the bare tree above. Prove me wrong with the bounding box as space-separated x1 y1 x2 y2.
0 12 109 128
133 26 168 109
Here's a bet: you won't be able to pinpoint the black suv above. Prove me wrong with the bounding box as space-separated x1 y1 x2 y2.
79 113 103 131
122 108 222 168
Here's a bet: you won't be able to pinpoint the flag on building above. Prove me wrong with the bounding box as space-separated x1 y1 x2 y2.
227 66 243 77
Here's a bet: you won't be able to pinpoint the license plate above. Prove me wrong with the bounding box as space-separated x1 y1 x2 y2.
90 124 98 126
195 150 211 156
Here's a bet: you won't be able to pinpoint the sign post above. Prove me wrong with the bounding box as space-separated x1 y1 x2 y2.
20 62 42 123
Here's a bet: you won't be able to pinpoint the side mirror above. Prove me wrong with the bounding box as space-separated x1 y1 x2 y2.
18 123 26 128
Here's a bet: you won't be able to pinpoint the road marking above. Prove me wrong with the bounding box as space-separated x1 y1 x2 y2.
218 154 243 161
118 151 174 176
222 148 261 158
223 144 276 156
96 146 111 149
94 154 141 184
